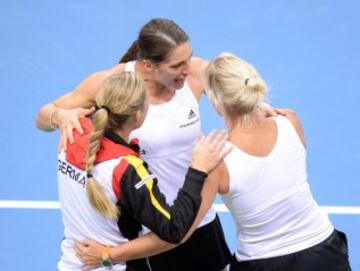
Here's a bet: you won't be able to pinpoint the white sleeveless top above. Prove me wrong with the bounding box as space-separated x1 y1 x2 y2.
222 116 333 261
57 152 127 271
126 61 216 227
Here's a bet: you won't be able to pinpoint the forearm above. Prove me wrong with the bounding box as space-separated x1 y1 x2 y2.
35 103 57 131
180 168 221 243
109 233 176 262
123 165 207 244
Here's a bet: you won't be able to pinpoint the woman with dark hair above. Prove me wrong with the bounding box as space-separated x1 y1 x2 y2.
36 18 232 271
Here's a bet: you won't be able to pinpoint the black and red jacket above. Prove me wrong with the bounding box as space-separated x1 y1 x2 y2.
66 118 206 243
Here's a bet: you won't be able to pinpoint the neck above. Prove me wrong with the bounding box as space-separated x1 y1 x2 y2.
226 108 264 134
113 126 132 143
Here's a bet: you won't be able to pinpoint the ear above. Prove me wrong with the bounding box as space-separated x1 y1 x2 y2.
134 110 143 127
141 59 154 72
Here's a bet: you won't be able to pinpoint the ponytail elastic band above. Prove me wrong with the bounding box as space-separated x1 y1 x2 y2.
245 78 251 85
87 173 93 178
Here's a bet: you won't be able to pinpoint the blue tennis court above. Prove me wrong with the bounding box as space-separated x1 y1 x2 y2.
0 1 359 270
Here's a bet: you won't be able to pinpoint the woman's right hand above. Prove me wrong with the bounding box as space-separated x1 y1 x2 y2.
191 130 232 174
53 107 95 152
74 239 105 271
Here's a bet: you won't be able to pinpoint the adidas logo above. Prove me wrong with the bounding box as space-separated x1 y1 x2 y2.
188 109 197 119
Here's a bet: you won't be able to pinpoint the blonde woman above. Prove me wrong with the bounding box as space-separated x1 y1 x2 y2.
77 53 352 271
203 53 351 271
57 71 229 270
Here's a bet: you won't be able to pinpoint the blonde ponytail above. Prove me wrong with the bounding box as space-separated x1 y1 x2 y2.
86 108 119 219
85 72 146 219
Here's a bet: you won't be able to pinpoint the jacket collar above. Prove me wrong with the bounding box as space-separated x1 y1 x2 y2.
66 118 140 169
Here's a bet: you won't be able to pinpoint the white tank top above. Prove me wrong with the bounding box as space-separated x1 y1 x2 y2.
222 116 333 261
126 61 216 227
57 152 127 271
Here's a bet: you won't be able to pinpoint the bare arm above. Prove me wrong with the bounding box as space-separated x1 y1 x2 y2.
35 69 121 150
181 161 226 242
35 71 107 130
188 57 209 101
75 169 222 270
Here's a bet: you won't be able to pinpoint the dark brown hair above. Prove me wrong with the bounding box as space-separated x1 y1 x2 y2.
119 18 189 64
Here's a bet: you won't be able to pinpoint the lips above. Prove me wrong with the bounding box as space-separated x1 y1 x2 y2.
175 77 185 84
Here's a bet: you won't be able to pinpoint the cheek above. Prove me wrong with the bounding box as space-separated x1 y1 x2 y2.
159 71 177 83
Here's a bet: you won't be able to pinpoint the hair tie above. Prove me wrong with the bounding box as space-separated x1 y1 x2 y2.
100 105 111 114
245 78 251 85
87 173 93 178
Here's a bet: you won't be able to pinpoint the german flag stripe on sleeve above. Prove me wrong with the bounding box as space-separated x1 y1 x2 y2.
112 159 129 200
124 155 171 220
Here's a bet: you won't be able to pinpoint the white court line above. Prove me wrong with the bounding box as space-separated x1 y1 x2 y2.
0 200 60 209
213 204 360 215
0 201 360 215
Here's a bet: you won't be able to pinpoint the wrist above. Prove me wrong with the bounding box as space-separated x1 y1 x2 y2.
108 247 119 263
190 163 208 174
100 245 113 268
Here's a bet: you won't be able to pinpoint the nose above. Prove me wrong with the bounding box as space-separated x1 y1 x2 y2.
182 59 191 75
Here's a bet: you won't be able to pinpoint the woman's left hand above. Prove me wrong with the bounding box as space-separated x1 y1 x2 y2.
74 239 104 270
259 103 295 117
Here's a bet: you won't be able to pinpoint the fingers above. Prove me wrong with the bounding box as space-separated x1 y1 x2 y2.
65 124 74 144
203 129 217 146
212 131 228 154
75 107 93 134
220 142 233 157
259 103 296 117
73 119 84 136
85 106 96 116
75 245 99 265
196 133 205 144
282 108 296 114
78 107 95 117
263 108 277 117
82 263 98 271
74 240 86 252
191 130 230 173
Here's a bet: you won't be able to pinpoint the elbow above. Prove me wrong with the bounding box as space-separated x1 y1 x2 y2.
167 238 182 245
35 104 53 131
162 234 183 244
179 233 191 244
158 230 184 244
35 108 42 129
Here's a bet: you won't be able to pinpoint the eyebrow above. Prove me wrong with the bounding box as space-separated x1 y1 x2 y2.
170 51 193 67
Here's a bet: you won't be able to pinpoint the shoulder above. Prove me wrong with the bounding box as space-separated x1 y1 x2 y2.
190 57 208 72
123 155 144 168
114 156 147 184
282 111 306 147
75 64 126 97
187 57 209 101
85 63 126 86
52 63 127 109
121 155 151 178
189 57 208 80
